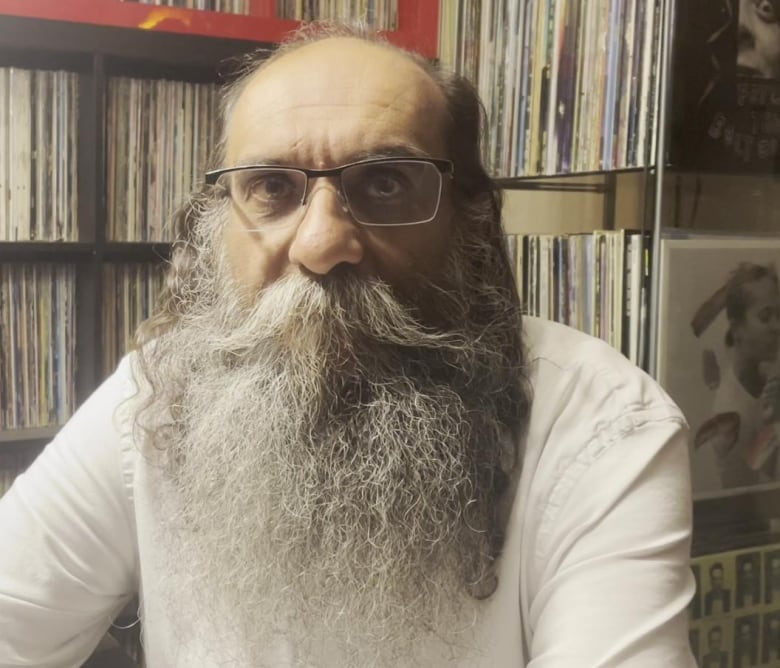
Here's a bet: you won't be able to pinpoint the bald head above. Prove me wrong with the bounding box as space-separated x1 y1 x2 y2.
225 37 449 168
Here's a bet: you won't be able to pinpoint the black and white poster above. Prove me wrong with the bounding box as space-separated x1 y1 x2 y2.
657 236 780 497
671 0 780 172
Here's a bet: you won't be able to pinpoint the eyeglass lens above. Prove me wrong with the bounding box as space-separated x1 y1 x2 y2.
226 160 443 227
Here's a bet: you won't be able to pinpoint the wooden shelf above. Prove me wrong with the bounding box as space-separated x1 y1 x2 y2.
103 242 172 262
0 242 94 261
494 166 649 187
0 426 59 444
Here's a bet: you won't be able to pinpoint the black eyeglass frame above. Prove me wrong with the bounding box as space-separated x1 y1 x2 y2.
204 156 455 227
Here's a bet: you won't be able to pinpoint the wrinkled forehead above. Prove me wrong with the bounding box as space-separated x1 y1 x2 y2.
225 38 450 166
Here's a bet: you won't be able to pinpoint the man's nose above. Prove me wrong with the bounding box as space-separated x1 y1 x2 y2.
288 184 364 275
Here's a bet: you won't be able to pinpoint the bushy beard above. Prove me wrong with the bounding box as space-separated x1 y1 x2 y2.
136 214 528 667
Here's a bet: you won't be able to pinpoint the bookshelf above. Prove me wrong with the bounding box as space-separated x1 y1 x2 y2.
439 2 780 665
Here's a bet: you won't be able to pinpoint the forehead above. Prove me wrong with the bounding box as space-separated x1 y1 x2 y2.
225 38 449 166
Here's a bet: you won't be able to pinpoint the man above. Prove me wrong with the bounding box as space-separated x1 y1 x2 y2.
705 562 733 616
736 554 760 607
0 24 695 667
733 616 759 668
763 612 780 662
702 625 729 668
766 552 780 603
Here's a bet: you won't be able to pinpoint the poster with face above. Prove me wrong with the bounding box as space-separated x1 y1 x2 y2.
738 0 780 79
701 556 736 618
671 0 780 172
765 548 780 604
733 613 760 667
701 620 732 668
763 609 780 662
657 237 780 497
736 551 763 608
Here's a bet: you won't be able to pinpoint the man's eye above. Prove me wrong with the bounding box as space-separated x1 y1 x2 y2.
363 170 409 199
757 0 778 23
244 174 298 202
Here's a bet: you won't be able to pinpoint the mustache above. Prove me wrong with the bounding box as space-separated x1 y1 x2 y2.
212 270 474 359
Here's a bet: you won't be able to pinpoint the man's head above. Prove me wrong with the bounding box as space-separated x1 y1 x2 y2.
708 625 723 651
137 23 528 667
710 563 725 590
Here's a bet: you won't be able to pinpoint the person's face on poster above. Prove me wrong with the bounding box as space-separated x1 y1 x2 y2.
731 276 780 365
738 0 780 78
712 566 726 591
710 628 723 651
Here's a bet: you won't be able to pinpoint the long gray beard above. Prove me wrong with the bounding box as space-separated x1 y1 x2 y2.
138 245 527 666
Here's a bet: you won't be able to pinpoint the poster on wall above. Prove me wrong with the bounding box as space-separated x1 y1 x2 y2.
657 236 780 498
689 544 780 667
670 0 780 173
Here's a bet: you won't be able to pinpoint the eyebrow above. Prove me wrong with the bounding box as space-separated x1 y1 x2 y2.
232 144 435 168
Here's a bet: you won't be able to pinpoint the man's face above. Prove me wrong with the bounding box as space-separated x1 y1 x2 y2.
738 0 780 78
709 629 722 651
711 567 724 590
221 38 454 297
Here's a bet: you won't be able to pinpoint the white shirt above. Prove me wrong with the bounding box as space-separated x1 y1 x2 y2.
0 318 696 667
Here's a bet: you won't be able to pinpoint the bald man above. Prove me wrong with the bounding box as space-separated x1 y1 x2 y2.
0 24 696 667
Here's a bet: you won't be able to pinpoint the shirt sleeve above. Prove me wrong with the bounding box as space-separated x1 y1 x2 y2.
524 412 696 668
0 360 139 668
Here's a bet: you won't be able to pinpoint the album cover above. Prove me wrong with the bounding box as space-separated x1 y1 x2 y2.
657 236 780 497
670 0 780 173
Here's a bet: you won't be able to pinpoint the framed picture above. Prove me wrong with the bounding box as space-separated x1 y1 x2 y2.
733 613 760 668
670 0 780 173
763 609 780 663
702 555 735 618
701 620 732 668
657 236 780 498
765 548 780 605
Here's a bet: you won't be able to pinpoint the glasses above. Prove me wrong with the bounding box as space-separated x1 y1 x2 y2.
205 157 454 228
